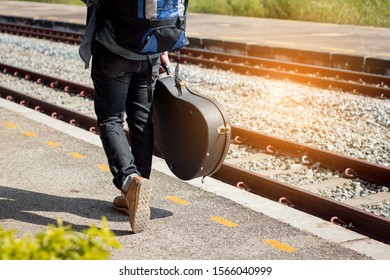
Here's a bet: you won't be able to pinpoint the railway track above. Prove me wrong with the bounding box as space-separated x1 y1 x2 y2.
1 63 389 244
0 20 389 99
172 49 390 99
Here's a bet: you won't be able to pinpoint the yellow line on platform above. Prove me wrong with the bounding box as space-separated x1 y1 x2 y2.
44 141 60 147
210 216 239 227
219 36 244 41
97 164 110 172
4 123 17 128
187 32 202 36
166 196 189 205
321 47 355 53
22 131 36 137
68 19 83 23
68 152 86 159
265 40 294 46
264 239 296 253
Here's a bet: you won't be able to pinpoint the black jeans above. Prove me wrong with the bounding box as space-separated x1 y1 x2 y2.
91 52 160 189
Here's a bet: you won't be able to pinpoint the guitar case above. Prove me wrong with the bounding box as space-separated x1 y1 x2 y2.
153 66 231 180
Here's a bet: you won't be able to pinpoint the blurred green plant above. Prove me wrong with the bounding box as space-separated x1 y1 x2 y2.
0 216 121 260
189 0 390 27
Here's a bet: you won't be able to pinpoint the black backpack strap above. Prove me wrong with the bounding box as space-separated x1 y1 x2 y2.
83 0 98 25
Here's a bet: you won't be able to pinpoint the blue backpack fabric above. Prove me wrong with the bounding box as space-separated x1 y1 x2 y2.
112 0 189 54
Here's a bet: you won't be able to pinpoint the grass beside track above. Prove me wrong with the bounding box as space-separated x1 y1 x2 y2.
13 0 390 28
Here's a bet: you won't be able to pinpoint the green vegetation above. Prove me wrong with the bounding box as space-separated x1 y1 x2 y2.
0 217 121 260
189 0 390 27
11 0 390 27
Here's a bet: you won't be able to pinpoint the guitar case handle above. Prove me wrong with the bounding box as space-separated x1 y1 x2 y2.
161 63 187 97
161 63 172 75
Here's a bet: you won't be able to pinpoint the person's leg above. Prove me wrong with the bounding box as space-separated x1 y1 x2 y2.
126 57 161 179
91 53 141 189
92 53 158 233
115 57 160 232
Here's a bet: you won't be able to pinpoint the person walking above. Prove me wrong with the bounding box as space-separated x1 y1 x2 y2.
79 0 187 233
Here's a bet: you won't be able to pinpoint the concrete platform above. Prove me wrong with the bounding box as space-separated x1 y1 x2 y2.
1 97 390 260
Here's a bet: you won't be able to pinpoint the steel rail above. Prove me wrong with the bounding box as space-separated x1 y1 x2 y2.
1 22 389 99
231 126 390 187
171 52 390 98
0 22 81 44
213 163 390 244
1 85 389 243
0 85 96 132
178 48 390 88
0 62 94 98
1 19 389 240
1 62 389 186
1 16 390 76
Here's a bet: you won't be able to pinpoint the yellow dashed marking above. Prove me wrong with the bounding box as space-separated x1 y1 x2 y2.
166 196 190 205
186 32 202 36
5 123 17 128
68 152 86 159
22 131 37 137
265 40 294 46
210 216 239 227
97 164 110 172
44 141 61 147
69 18 83 23
264 239 296 253
46 17 59 21
220 36 244 41
321 47 355 53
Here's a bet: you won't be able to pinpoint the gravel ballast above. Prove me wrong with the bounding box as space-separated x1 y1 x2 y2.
1 32 389 218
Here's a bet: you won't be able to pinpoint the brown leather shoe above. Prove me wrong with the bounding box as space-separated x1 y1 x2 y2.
121 175 152 233
113 195 129 215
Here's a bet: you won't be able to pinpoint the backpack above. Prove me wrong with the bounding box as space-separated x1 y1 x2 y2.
111 0 189 54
